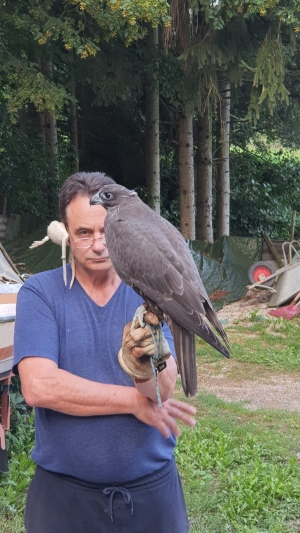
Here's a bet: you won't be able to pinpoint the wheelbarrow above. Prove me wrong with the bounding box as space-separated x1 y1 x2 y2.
247 241 300 307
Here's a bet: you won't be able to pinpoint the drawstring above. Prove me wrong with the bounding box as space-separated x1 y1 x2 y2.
103 486 134 522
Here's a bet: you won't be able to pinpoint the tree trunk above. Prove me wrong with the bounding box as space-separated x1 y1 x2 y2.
42 60 59 161
145 26 160 213
78 84 91 170
40 59 59 215
44 110 58 158
70 83 79 173
2 195 7 217
196 106 213 242
17 107 26 132
34 59 45 140
36 111 45 141
178 105 195 239
215 67 230 238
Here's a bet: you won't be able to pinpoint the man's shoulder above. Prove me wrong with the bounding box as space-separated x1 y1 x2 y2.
20 267 65 295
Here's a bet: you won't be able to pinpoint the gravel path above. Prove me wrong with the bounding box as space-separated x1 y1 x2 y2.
197 290 300 411
198 361 300 411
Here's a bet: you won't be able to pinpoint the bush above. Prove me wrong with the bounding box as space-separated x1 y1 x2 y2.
230 148 300 238
0 389 35 516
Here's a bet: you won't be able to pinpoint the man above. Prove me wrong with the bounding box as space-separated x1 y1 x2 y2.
14 171 196 533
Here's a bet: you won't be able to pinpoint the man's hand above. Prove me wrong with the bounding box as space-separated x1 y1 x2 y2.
118 310 171 381
132 395 197 438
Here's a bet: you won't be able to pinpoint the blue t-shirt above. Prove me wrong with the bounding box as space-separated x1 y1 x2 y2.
13 266 176 483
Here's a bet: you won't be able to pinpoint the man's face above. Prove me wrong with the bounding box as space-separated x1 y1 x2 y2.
66 194 112 274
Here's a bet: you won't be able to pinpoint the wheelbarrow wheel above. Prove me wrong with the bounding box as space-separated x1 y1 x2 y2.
248 261 276 287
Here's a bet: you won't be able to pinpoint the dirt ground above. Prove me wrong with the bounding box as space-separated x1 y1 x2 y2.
198 289 300 411
217 288 275 324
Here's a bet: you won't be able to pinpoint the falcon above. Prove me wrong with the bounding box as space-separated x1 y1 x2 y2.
90 184 230 396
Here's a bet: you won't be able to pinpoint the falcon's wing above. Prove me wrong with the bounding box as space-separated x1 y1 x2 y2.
105 203 230 358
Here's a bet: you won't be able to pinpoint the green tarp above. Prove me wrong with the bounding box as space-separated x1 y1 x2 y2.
4 228 262 310
188 237 261 309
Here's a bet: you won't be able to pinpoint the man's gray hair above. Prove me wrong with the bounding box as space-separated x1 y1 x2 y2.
59 172 115 225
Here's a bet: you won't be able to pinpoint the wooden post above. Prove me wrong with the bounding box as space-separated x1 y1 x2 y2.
290 210 297 242
263 232 285 268
289 210 297 263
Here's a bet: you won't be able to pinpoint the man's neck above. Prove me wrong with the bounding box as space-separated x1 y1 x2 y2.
75 263 122 306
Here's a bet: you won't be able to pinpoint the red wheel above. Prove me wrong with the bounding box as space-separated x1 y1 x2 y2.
248 261 276 287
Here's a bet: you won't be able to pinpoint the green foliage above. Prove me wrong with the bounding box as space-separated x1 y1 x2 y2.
223 458 300 528
192 0 300 32
0 96 74 219
0 2 69 117
0 0 170 117
245 30 290 123
230 146 300 238
0 389 35 517
69 0 170 45
5 66 67 119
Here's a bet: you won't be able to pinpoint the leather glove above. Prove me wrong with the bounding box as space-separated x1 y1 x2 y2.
118 310 171 381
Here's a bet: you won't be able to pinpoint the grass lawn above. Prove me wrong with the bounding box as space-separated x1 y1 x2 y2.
1 315 300 532
177 391 300 532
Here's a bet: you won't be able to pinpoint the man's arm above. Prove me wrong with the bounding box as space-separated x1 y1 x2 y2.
18 357 196 438
134 356 178 402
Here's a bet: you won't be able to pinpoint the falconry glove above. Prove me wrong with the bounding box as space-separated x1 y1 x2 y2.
118 309 171 381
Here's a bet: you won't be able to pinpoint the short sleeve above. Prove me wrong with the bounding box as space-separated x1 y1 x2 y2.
13 279 59 373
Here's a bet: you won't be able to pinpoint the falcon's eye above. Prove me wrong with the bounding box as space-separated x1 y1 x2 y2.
101 192 113 201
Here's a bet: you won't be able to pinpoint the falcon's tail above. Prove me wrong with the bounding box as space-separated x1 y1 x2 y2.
204 302 231 355
166 318 197 397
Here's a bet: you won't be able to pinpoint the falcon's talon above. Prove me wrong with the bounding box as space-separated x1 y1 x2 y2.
131 304 147 329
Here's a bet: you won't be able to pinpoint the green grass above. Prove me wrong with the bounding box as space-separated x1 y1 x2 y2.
198 315 300 373
176 391 300 532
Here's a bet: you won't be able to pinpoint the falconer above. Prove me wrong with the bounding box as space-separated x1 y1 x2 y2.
13 171 196 533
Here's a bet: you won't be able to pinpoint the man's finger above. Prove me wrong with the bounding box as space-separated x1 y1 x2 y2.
155 417 181 439
168 398 197 415
143 311 160 326
130 327 156 342
132 345 155 358
163 400 197 428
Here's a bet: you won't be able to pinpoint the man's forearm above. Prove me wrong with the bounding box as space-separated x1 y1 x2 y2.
19 358 140 416
134 356 178 402
18 356 196 438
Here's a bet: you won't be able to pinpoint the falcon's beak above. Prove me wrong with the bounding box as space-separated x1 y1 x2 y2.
90 192 102 206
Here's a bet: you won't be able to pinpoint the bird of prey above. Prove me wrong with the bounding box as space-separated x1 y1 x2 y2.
90 184 230 396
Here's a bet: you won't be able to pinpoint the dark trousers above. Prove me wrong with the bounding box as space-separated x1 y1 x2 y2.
25 457 189 533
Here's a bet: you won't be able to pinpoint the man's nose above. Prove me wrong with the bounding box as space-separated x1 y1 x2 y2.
91 237 106 251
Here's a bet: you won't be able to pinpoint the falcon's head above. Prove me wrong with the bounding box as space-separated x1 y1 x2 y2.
90 184 138 209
